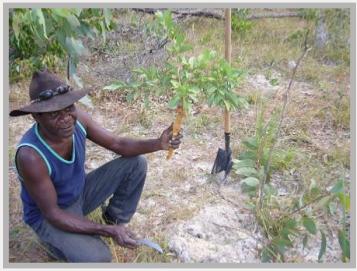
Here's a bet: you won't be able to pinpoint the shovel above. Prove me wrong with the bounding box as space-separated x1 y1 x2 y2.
211 9 233 183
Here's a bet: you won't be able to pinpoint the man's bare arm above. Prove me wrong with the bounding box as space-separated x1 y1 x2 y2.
16 147 137 248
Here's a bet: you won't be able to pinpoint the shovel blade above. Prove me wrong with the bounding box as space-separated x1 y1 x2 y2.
211 148 233 177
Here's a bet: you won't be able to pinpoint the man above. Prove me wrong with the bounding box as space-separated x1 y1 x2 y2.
10 70 182 262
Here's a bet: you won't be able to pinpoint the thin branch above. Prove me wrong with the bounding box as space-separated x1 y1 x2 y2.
258 30 312 210
278 193 330 221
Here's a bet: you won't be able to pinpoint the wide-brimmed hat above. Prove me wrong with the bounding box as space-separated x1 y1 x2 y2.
10 70 89 117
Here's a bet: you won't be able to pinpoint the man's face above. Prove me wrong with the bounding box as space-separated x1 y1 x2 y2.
34 104 77 139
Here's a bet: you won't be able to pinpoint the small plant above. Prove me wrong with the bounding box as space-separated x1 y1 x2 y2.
105 11 247 159
233 31 350 262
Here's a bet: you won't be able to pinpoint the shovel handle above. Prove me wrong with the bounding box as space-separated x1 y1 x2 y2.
224 10 231 134
225 9 232 64
224 108 230 134
167 105 185 160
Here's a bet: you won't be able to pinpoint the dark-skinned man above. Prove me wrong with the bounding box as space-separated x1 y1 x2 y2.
10 70 182 262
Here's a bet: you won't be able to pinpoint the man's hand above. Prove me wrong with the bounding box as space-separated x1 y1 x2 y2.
159 123 183 150
110 224 138 249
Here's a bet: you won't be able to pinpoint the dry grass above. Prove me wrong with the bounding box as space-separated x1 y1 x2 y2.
8 8 350 263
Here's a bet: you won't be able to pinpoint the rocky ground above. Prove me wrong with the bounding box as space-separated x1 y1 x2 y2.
8 71 347 264
8 9 350 264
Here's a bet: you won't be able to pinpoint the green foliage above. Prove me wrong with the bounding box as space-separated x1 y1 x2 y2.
104 11 247 114
233 94 349 262
322 9 350 64
260 176 351 263
318 230 327 262
302 216 317 235
206 59 248 111
297 8 320 21
338 230 350 261
234 100 281 187
331 89 350 131
259 215 299 262
231 9 254 36
10 8 115 82
298 8 350 64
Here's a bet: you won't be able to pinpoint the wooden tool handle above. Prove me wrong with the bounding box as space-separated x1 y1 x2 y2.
167 105 185 160
224 108 230 134
225 9 232 64
224 9 232 134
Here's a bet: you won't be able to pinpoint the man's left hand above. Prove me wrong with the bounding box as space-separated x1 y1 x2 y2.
159 123 183 150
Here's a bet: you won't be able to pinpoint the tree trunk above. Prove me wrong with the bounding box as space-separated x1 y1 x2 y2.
315 10 329 49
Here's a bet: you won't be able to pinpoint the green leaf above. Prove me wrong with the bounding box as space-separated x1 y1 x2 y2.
233 159 255 169
328 201 337 215
314 195 332 211
128 82 141 89
285 219 298 230
72 74 83 88
103 81 126 91
72 8 82 17
303 234 308 250
170 80 180 89
302 216 317 235
309 178 317 190
52 8 71 18
318 230 327 262
338 230 350 260
65 37 87 57
32 8 48 39
103 8 112 28
239 151 257 161
12 13 21 45
99 21 106 42
65 14 81 29
270 78 279 86
330 179 344 194
261 245 274 263
337 193 350 211
241 177 260 187
242 137 258 150
168 96 181 109
236 167 258 177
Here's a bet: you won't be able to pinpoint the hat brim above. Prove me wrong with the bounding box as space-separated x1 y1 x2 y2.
10 89 89 117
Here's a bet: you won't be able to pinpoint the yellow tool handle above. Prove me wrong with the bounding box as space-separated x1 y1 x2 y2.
166 105 184 160
225 9 232 64
224 9 232 134
224 108 230 134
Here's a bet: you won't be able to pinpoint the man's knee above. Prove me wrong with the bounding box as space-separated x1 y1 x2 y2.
66 239 112 262
116 155 147 173
86 246 112 262
135 155 147 173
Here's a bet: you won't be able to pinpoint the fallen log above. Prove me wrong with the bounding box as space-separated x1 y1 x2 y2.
132 8 302 21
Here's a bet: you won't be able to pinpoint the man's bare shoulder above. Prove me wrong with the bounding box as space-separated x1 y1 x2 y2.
16 145 48 175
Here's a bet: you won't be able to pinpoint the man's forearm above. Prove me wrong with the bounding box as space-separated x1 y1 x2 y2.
114 138 163 157
45 208 114 237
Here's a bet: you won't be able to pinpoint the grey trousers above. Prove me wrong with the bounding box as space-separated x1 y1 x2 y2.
34 155 147 262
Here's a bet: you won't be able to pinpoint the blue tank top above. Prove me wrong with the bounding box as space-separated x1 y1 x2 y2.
15 121 87 231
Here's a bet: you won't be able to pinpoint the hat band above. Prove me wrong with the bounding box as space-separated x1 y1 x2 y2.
31 85 72 103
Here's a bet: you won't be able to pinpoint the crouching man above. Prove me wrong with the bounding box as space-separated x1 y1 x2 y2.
10 70 182 262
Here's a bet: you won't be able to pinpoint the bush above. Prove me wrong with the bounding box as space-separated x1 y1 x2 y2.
9 8 115 82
